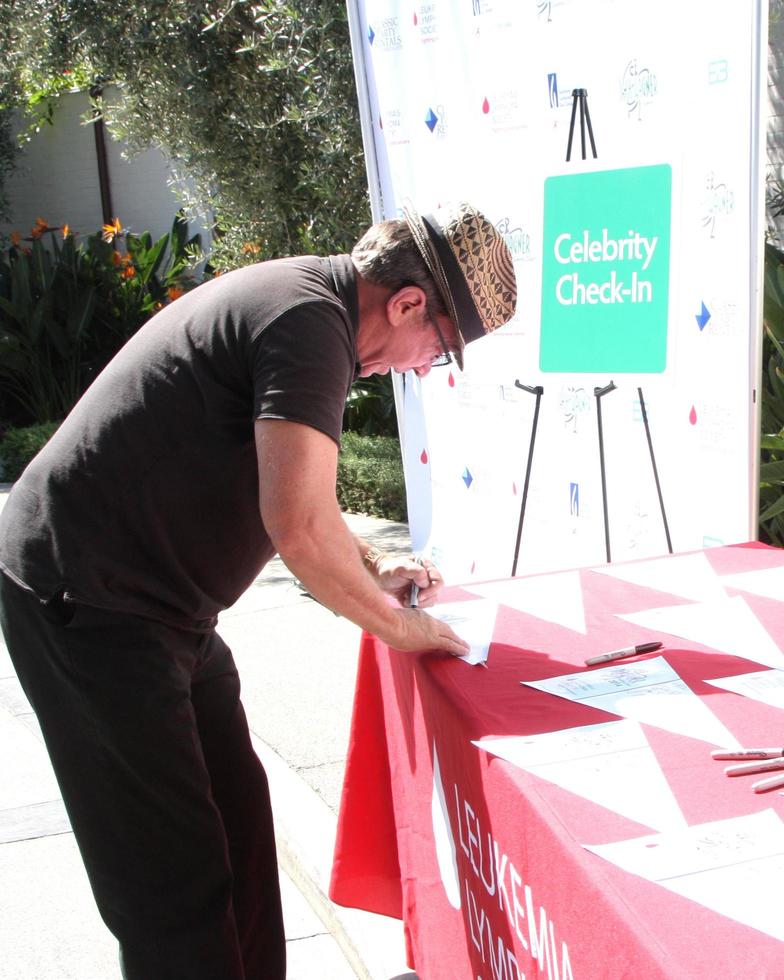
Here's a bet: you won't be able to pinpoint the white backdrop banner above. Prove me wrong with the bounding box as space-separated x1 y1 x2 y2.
347 0 767 582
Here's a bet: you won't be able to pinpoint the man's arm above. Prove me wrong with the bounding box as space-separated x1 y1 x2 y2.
255 419 469 655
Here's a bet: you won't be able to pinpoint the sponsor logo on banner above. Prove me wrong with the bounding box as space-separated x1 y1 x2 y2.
548 73 559 108
621 59 658 120
481 90 526 132
415 3 441 43
495 217 533 262
569 482 580 517
695 399 737 453
424 104 448 138
536 0 568 22
540 165 672 373
693 298 739 338
381 107 410 145
546 72 576 119
560 385 590 432
367 17 402 51
708 59 729 85
701 172 735 238
632 395 653 425
470 0 515 33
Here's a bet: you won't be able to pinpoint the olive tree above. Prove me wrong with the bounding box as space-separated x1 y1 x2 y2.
0 0 371 265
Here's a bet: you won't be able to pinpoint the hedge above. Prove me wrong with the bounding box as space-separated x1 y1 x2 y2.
0 424 408 523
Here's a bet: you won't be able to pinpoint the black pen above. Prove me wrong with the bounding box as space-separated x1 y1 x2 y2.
584 641 663 667
409 556 425 608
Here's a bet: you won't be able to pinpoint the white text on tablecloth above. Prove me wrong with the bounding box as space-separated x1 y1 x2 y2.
453 782 574 980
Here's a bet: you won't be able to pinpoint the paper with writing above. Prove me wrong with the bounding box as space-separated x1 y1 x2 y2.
585 810 784 942
522 657 739 747
705 669 784 711
427 599 497 666
474 719 686 831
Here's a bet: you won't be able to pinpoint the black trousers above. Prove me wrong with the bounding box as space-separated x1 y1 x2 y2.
0 572 285 980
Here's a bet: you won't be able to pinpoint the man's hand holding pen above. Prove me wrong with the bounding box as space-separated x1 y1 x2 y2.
370 552 443 609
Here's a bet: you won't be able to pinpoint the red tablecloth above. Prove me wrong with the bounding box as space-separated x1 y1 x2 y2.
330 543 784 979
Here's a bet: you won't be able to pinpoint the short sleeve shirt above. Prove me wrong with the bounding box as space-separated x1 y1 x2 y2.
0 254 360 631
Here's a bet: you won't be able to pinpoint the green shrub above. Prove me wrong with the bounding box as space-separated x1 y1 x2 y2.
761 241 784 545
1 423 409 524
343 374 398 437
0 214 201 426
0 420 60 481
337 431 406 522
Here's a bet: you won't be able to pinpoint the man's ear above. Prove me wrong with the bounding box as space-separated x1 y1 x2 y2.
386 285 427 325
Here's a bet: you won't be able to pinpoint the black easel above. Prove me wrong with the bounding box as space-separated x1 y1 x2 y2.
509 87 601 572
637 387 673 554
511 382 544 576
566 88 597 162
594 381 616 563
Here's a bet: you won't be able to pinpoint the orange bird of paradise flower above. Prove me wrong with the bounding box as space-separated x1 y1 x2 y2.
102 217 123 243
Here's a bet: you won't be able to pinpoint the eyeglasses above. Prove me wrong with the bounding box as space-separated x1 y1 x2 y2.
428 315 454 367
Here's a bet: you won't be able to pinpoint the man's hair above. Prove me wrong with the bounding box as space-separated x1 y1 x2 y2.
351 219 448 320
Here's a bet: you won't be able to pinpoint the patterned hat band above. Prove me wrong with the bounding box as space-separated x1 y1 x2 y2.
402 201 517 370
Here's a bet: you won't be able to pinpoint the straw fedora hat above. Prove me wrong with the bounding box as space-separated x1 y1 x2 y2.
402 200 517 369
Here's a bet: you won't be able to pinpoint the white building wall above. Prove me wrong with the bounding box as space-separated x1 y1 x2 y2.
0 87 211 251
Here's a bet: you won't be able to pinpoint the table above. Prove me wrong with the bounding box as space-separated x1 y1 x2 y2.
330 543 784 979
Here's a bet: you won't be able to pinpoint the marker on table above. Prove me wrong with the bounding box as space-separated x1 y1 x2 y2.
584 641 662 667
712 747 784 761
752 771 784 793
724 757 784 777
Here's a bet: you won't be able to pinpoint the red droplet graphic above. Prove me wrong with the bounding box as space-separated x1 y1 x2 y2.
420 448 429 464
379 116 383 129
689 406 698 425
471 561 476 575
512 482 517 496
413 11 418 25
482 97 490 114
448 371 455 387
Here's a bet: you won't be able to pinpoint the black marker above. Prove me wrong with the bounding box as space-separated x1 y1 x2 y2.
584 641 663 667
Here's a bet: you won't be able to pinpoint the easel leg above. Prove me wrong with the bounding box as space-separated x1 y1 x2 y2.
594 382 617 563
638 387 673 553
512 383 544 576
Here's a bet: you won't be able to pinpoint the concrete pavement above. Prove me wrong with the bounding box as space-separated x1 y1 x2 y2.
0 485 417 979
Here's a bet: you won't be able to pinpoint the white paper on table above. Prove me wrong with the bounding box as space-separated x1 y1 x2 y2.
720 565 784 602
474 719 686 831
585 809 784 942
468 570 586 634
592 552 727 603
705 669 784 711
522 656 739 748
428 599 497 665
617 595 784 671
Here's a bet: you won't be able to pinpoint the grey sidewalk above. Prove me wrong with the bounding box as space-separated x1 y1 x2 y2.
0 486 416 979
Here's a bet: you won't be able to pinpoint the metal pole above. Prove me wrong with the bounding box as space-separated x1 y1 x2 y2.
594 381 617 563
637 387 673 553
511 383 544 576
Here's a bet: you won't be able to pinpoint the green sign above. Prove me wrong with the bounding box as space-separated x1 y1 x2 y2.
540 165 672 373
